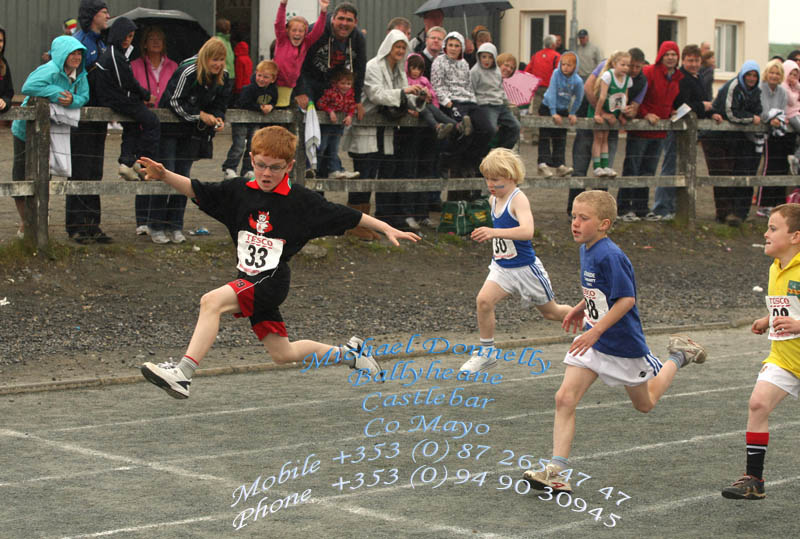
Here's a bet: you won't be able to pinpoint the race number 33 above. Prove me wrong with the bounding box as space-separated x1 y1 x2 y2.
237 231 285 275
493 238 518 260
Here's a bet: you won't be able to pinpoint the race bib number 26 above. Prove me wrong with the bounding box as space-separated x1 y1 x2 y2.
236 231 285 276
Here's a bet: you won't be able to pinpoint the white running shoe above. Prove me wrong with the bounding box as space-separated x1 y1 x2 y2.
330 170 348 179
621 211 641 222
343 336 382 380
603 167 617 177
136 225 149 236
788 155 799 176
538 163 554 177
141 361 191 399
150 229 170 244
344 171 361 179
459 350 497 374
119 163 140 181
523 463 572 492
668 334 707 366
593 167 607 177
170 230 187 244
405 217 421 230
555 164 573 177
223 168 238 180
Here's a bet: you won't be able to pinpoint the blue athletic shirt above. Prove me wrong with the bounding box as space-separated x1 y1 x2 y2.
491 188 536 268
580 237 649 358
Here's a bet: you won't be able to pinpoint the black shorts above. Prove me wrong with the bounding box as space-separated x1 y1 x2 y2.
227 266 290 340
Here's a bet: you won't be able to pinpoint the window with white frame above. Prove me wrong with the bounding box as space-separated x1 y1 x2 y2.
521 12 566 62
715 21 741 73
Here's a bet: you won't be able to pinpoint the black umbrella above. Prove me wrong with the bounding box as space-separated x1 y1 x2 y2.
108 8 210 64
415 0 513 35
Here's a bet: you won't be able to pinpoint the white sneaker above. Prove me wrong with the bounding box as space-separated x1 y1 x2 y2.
223 168 238 180
405 217 421 230
644 212 663 222
344 171 360 179
150 229 170 244
343 336 382 380
555 165 573 177
603 167 617 177
523 463 572 492
141 361 191 399
668 334 707 366
788 155 800 176
593 167 607 177
620 211 641 222
420 217 436 228
538 163 554 177
459 350 497 374
330 170 348 179
119 163 140 181
136 225 149 236
170 230 187 244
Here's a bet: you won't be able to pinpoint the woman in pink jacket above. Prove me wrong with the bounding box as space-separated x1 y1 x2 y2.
130 26 178 237
273 0 328 107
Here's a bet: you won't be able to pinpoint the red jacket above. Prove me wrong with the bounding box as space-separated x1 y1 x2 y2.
234 41 253 94
636 40 683 138
525 48 560 88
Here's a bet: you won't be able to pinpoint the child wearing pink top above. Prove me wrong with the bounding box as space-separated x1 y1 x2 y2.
783 59 800 174
406 53 459 140
273 0 328 107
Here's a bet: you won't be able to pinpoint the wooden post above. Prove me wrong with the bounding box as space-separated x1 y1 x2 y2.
292 108 307 187
675 113 698 225
23 98 51 248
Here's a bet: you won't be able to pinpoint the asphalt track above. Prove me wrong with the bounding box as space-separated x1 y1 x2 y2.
2 326 799 539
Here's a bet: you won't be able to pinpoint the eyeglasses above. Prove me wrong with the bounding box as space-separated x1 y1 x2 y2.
253 161 288 173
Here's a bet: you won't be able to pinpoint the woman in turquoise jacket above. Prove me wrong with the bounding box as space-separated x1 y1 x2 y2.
11 35 89 238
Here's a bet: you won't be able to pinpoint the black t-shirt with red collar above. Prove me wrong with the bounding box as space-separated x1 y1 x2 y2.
191 175 361 278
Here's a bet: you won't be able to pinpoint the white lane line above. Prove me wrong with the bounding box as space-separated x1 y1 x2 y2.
527 474 800 536
21 345 762 434
0 429 225 483
0 467 136 488
59 516 221 538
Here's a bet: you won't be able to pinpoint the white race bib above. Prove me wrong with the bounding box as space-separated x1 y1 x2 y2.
766 295 800 340
236 231 285 276
582 286 610 326
608 92 627 113
492 237 518 260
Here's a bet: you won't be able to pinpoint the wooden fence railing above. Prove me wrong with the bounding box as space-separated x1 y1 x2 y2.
1 98 797 249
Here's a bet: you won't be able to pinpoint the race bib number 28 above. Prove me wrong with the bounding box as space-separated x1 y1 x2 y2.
582 286 610 326
766 295 800 341
236 231 285 276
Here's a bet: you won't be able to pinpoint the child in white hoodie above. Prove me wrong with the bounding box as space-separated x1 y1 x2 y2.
470 42 520 150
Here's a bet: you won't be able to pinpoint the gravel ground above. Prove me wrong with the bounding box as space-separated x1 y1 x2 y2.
0 128 773 387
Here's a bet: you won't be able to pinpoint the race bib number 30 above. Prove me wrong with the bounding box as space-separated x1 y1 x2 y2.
766 295 800 341
582 286 609 325
236 231 285 276
493 238 518 260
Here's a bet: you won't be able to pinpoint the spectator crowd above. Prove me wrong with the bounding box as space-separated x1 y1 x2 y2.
4 1 800 242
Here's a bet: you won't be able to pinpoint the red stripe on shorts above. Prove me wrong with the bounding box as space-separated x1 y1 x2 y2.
228 279 255 318
253 320 287 340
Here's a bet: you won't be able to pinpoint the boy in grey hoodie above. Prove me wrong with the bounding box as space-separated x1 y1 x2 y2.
470 42 520 150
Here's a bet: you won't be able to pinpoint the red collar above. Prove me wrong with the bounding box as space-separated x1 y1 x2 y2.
246 174 292 195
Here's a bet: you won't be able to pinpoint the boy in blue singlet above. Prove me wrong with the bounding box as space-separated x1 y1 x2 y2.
523 190 707 493
459 148 571 374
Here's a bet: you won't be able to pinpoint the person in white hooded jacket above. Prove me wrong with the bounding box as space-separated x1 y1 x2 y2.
431 31 486 183
342 29 425 230
470 42 520 151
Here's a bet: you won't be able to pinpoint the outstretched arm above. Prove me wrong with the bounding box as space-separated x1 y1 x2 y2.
358 213 420 245
137 157 195 198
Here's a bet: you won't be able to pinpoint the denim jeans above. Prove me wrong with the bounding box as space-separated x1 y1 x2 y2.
145 135 192 232
617 135 663 217
222 123 255 174
652 131 678 216
480 104 520 149
317 124 344 177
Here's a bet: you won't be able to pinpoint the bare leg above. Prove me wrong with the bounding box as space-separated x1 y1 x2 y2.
625 360 678 413
14 198 25 233
536 300 572 322
476 280 510 340
553 365 598 458
184 285 241 363
262 333 340 365
747 380 789 432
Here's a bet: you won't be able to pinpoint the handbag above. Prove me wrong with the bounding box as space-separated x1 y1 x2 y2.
189 121 215 160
